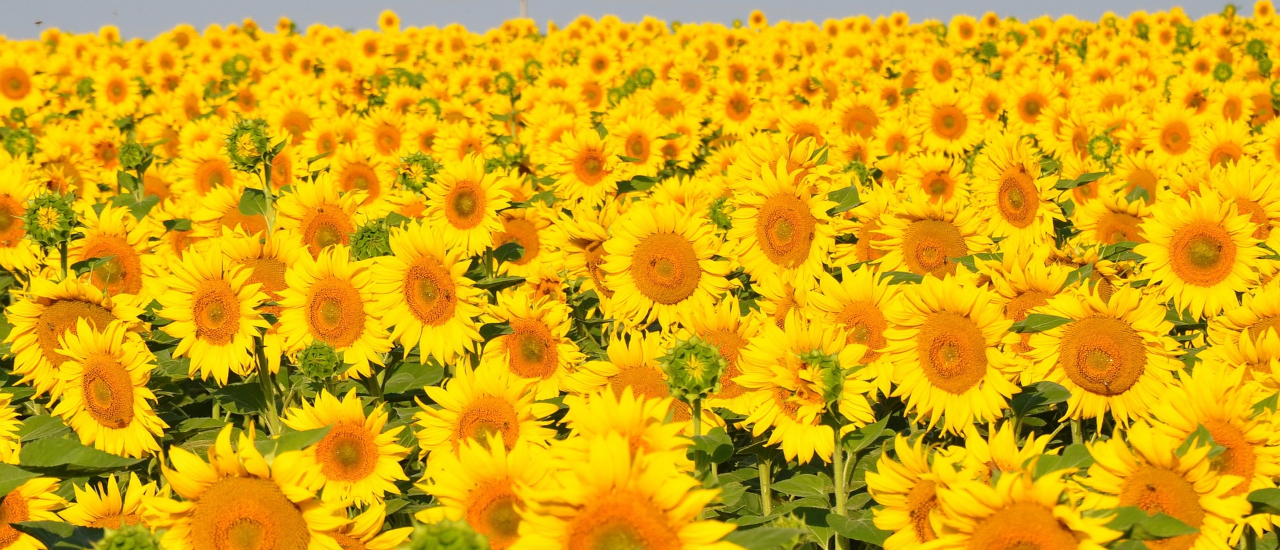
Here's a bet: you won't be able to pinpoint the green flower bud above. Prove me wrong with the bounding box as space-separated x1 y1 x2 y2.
297 340 341 381
95 524 160 550
118 141 147 171
2 128 35 157
351 219 392 261
765 514 810 550
1213 62 1233 83
660 336 728 402
402 520 490 550
397 152 441 192
635 67 656 87
22 192 77 249
708 196 733 232
225 118 272 173
494 72 517 95
1087 134 1116 163
800 349 844 408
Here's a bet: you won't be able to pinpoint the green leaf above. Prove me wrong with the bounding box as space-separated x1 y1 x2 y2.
238 187 269 217
1032 444 1094 478
1254 392 1280 415
116 171 139 193
689 427 734 464
18 438 141 474
256 426 332 460
843 415 891 454
163 218 193 232
1177 424 1226 459
1130 513 1198 540
1250 487 1280 515
480 322 514 342
473 276 525 292
0 465 39 498
70 255 116 277
13 521 100 550
827 185 861 215
772 473 832 499
827 509 891 546
493 242 526 263
384 360 446 396
722 527 805 550
617 175 658 194
618 155 642 163
1011 381 1071 417
879 271 923 285
16 415 68 442
1054 171 1108 189
213 382 268 415
1063 263 1093 288
1010 314 1072 333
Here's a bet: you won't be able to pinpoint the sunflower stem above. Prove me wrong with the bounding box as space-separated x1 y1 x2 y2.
255 338 280 436
833 427 849 550
1246 527 1258 550
1071 418 1083 445
692 398 705 480
758 450 773 516
364 371 385 404
59 241 67 280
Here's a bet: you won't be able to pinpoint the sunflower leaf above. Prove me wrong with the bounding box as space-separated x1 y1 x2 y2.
1010 314 1072 333
163 218 192 232
689 427 734 464
69 255 116 277
722 527 807 550
493 242 525 263
238 187 268 217
256 426 331 460
1054 171 1108 190
1250 488 1280 515
842 415 891 454
0 465 39 498
473 276 525 292
1130 513 1198 540
827 509 891 546
772 473 832 499
1011 381 1071 417
13 521 100 550
826 185 861 215
18 438 141 475
16 415 69 442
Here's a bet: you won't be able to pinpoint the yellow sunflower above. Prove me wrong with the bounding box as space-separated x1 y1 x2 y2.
810 266 900 396
602 202 731 327
1079 421 1251 550
0 478 65 550
867 435 964 550
276 174 365 258
158 249 272 385
141 424 349 550
0 161 43 273
914 86 983 155
884 275 1020 435
971 133 1064 252
280 389 409 504
418 436 549 550
729 163 837 286
371 220 483 365
676 298 765 413
482 291 583 400
59 473 163 529
873 197 991 278
736 320 877 464
550 130 622 207
558 387 692 469
278 245 391 378
1136 190 1261 318
4 276 142 399
52 318 166 458
67 203 163 301
221 228 308 375
331 503 412 550
513 433 737 550
0 392 21 464
413 363 558 457
424 153 513 257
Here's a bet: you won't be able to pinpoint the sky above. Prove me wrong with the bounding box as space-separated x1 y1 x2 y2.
0 0 1242 40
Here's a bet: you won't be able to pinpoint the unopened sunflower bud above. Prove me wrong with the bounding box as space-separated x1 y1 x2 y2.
95 524 161 550
22 192 76 249
660 336 727 402
226 118 272 172
351 219 392 260
297 340 341 381
403 520 491 550
800 349 844 408
118 141 147 171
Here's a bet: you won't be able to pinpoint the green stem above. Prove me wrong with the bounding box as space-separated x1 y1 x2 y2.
364 371 385 404
692 398 705 481
1071 418 1083 445
59 241 67 280
833 427 849 550
1246 526 1258 550
758 451 773 516
255 338 280 436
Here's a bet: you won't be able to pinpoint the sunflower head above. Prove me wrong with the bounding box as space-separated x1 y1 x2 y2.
95 524 160 550
296 339 341 381
225 117 274 172
403 520 489 550
659 336 727 402
22 192 76 248
350 218 393 260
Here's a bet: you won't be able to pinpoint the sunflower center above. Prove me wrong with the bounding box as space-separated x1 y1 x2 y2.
507 319 556 380
917 312 987 394
1119 466 1205 550
0 492 31 548
574 151 606 185
457 395 520 450
242 258 287 318
1097 212 1145 245
906 480 938 542
35 299 117 368
0 68 30 100
404 256 457 327
305 277 365 348
901 219 968 277
494 218 541 266
566 491 680 550
997 167 1038 228
190 477 310 550
757 194 817 268
194 279 242 346
1058 317 1146 396
301 208 353 257
81 352 135 429
625 135 649 162
931 105 968 140
315 423 377 481
1160 121 1192 155
629 232 702 306
0 199 23 246
467 482 522 547
1169 221 1237 287
702 329 748 400
967 502 1083 550
81 236 142 295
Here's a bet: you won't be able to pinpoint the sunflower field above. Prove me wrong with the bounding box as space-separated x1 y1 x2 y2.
10 3 1280 550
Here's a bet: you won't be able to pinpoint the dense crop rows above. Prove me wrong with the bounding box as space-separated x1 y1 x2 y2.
1 4 1280 550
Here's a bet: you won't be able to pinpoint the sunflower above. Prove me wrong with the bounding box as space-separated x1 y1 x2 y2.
371 220 483 365
1213 158 1280 240
0 478 65 550
482 291 583 400
914 86 983 155
736 320 877 464
423 153 513 257
972 133 1064 252
281 389 409 504
1072 190 1152 246
1135 190 1261 319
1148 365 1280 539
1210 280 1280 348
558 388 692 468
221 228 308 374
0 392 20 465
493 203 562 279
331 503 412 550
189 184 272 240
867 435 964 550
900 152 970 206
59 473 163 529
67 203 163 301
276 174 365 258
729 164 837 286
954 421 1057 480
413 363 558 457
0 162 43 273
278 245 391 378
610 113 668 178
513 433 737 550
602 203 731 327
1145 104 1200 167
419 436 549 550
873 197 991 278
552 205 619 298
980 248 1072 363
810 266 900 396
52 318 166 458
158 249 272 385
141 424 349 550
4 276 143 399
550 130 622 207
930 469 1120 550
174 140 240 197
0 51 44 113
1079 421 1251 550
883 275 1020 435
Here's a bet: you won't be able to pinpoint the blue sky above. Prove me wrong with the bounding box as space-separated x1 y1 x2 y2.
0 0 1240 40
